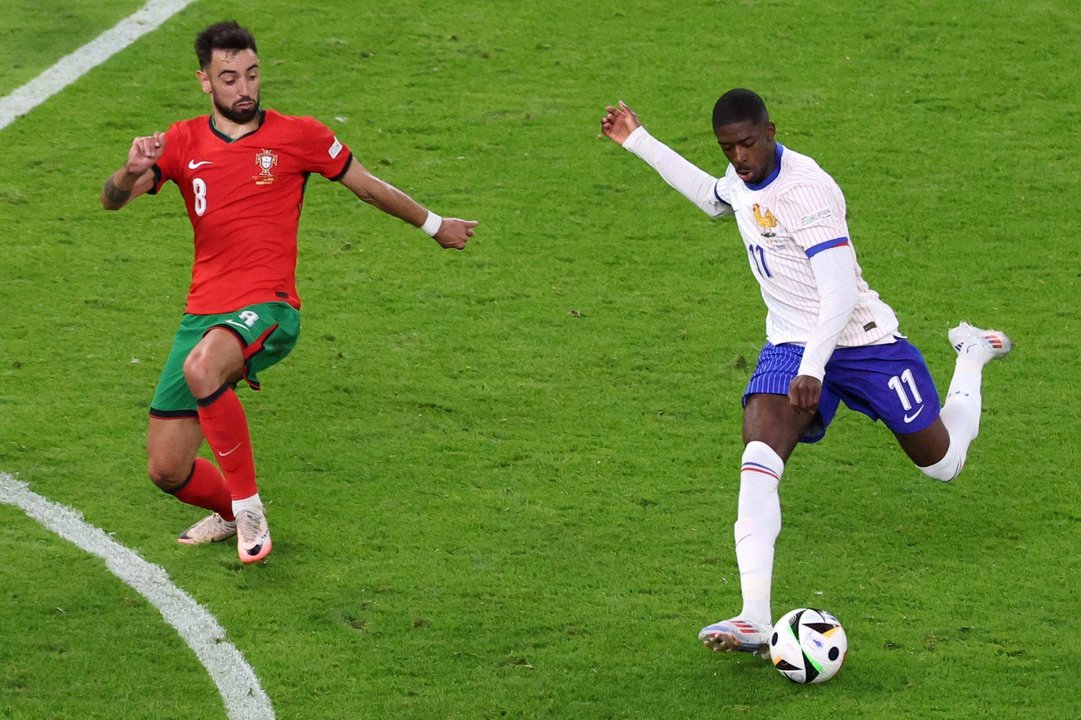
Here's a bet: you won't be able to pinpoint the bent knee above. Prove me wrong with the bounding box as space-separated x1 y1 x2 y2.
148 461 189 493
918 444 965 482
182 355 218 398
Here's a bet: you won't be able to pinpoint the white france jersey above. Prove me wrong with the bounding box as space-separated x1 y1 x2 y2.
714 144 899 347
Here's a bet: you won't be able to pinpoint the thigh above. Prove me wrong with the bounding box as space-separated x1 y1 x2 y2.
743 342 839 446
183 326 246 397
190 302 302 392
237 302 301 390
742 393 816 463
150 317 206 418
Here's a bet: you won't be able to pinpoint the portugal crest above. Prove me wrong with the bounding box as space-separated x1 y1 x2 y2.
254 149 278 185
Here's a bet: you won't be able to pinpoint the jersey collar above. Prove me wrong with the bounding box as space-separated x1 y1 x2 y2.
208 110 266 143
742 143 784 191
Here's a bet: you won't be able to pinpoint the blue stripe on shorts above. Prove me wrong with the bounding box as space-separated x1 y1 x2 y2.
743 343 838 443
743 339 942 443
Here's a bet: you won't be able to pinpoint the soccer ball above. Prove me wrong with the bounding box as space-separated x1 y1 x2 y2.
769 608 848 684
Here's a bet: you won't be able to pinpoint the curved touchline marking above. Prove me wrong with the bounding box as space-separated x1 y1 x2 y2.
1 2 269 715
0 473 275 720
0 0 196 131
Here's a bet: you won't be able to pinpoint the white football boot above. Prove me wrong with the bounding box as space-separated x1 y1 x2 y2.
236 505 272 563
698 616 772 655
177 513 237 545
948 321 1012 362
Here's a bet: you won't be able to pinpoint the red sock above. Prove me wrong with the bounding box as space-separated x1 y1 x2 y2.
197 385 258 502
171 458 235 521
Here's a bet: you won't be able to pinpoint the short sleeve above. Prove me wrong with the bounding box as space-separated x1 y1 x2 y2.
296 117 352 180
773 181 850 257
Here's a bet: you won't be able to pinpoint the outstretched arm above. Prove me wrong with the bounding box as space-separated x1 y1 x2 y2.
601 100 643 145
101 132 165 210
601 101 732 218
338 159 477 250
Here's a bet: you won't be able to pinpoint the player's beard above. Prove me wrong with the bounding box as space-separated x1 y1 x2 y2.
214 94 260 124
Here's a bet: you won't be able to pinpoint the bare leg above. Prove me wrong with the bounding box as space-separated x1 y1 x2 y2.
184 326 272 562
741 393 815 461
147 416 204 491
182 327 244 397
894 417 951 468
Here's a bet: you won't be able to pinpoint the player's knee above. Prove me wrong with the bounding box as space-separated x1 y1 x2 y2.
147 460 188 493
181 354 215 397
918 443 965 482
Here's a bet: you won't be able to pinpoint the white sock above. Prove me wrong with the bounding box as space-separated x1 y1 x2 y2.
921 354 986 480
734 441 783 627
943 353 984 434
232 493 262 515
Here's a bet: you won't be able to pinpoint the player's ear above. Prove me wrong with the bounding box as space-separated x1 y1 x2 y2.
765 122 776 141
196 69 211 94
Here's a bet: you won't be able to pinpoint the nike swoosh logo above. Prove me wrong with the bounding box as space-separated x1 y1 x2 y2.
903 406 925 423
218 443 242 457
188 160 213 169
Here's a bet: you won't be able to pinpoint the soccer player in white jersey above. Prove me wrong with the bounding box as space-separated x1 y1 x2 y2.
600 89 1012 655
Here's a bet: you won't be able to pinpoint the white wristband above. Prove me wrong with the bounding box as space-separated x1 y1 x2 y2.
421 211 443 237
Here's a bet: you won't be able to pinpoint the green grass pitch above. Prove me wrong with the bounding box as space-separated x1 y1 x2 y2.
1 0 1078 718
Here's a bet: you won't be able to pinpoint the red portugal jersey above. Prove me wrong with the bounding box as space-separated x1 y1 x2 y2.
151 109 352 314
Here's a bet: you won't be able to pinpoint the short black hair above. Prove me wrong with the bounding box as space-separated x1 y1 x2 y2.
712 88 769 128
194 21 257 69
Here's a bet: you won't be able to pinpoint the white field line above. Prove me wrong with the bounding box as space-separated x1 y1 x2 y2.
0 0 196 131
2 5 272 716
0 473 276 720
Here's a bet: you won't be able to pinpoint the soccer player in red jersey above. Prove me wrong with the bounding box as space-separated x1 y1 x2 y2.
100 21 477 564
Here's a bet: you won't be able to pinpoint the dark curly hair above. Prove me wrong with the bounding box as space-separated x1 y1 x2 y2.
194 21 257 69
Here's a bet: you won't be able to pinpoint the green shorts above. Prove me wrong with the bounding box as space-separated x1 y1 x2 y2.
149 302 301 418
